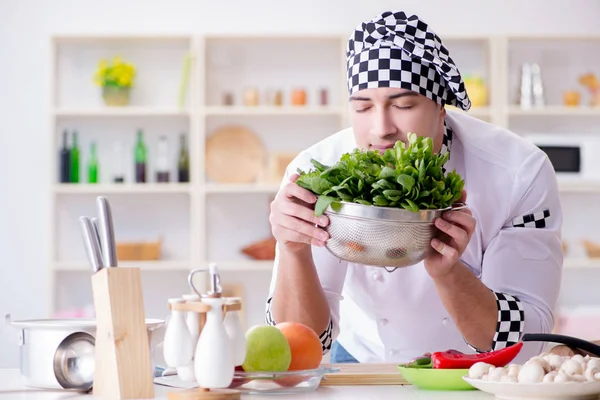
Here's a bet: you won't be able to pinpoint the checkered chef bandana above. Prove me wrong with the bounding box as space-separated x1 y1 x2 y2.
346 11 471 111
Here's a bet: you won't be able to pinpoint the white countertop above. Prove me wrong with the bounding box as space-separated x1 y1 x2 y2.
0 369 493 399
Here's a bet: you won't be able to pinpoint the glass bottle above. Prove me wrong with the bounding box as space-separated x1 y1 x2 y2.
59 129 70 183
156 135 170 183
69 130 80 183
112 141 125 183
178 134 190 183
87 142 99 184
134 129 147 183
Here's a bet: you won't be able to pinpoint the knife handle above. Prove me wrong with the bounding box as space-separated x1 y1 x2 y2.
521 333 600 357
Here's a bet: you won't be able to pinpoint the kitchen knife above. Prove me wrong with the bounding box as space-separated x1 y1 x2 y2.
521 333 600 357
96 196 118 267
91 217 102 253
78 216 104 272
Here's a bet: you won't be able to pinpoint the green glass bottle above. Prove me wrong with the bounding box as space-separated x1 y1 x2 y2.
88 142 99 184
134 129 147 183
178 133 189 182
70 131 80 183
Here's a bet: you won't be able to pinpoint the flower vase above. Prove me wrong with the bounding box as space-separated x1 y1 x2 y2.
102 85 130 106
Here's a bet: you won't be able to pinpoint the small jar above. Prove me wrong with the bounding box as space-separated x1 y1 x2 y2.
319 88 329 106
222 92 234 106
291 88 307 106
243 88 259 106
563 90 580 107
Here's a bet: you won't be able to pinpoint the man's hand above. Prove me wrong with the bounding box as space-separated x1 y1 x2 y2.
424 190 476 279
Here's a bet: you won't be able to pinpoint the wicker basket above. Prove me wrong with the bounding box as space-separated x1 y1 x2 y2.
582 240 600 258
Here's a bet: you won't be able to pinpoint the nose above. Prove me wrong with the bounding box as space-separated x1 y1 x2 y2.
370 107 397 139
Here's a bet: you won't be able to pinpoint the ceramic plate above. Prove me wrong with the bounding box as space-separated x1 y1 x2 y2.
463 377 600 399
397 366 475 390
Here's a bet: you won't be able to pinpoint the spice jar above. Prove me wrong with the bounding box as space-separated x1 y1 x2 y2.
563 90 580 107
243 88 259 106
291 88 307 106
222 92 234 106
266 89 283 106
319 88 329 106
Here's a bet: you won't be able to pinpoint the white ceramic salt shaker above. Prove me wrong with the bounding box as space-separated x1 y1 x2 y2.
223 299 247 366
163 298 194 368
194 263 234 389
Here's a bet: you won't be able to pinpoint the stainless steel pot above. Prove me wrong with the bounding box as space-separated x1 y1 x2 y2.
5 314 165 391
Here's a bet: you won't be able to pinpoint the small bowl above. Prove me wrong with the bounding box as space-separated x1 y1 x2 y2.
397 365 475 391
228 366 339 394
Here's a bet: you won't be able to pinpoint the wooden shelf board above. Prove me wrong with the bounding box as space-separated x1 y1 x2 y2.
210 260 274 271
564 258 600 269
508 106 600 116
204 106 344 116
54 261 191 271
54 183 192 194
54 107 190 117
204 183 280 194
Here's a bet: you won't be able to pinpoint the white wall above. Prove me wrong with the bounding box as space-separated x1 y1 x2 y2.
1 0 600 368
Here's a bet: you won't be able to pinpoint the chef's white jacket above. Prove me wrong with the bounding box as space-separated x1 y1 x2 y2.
265 110 563 364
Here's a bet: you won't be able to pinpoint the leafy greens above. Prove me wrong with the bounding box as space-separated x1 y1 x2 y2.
296 133 465 216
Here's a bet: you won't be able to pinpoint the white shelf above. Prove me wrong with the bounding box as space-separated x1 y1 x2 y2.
564 258 600 269
204 183 280 194
204 106 344 116
54 260 191 271
54 183 192 194
508 106 600 116
450 106 492 118
212 260 274 271
54 107 190 117
559 181 600 193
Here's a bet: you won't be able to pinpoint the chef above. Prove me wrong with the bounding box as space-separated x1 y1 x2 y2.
264 10 563 364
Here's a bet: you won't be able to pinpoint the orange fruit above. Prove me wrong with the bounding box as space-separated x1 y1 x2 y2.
275 322 323 371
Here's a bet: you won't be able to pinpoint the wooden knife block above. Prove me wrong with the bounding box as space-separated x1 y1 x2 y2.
91 267 154 399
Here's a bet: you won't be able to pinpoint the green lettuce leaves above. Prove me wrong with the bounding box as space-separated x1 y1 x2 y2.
296 133 465 216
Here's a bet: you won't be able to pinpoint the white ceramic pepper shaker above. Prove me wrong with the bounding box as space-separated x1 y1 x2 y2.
163 298 194 368
223 298 247 366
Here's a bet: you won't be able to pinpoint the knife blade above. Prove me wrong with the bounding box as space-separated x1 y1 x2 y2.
78 216 104 272
96 196 118 267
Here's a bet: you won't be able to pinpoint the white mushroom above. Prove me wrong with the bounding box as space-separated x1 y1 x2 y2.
507 364 521 378
526 356 551 373
561 359 584 377
468 362 494 380
542 371 558 383
554 370 572 383
518 362 546 383
547 354 565 370
487 367 508 382
572 354 588 369
583 359 600 382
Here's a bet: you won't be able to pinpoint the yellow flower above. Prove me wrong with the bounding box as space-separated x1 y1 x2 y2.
93 56 136 88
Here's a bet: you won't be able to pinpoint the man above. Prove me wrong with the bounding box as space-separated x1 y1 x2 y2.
265 10 563 364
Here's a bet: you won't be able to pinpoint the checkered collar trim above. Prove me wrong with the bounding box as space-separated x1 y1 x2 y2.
440 120 453 174
346 10 471 111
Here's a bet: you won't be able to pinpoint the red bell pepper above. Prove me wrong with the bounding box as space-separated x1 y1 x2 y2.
431 342 524 369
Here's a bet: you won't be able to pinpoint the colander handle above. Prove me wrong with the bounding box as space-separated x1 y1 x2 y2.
450 202 468 211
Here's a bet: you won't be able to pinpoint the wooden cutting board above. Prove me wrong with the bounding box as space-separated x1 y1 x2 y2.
320 363 409 386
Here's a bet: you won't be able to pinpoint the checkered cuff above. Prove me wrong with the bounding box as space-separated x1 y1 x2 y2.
512 209 551 228
467 291 525 353
265 297 333 355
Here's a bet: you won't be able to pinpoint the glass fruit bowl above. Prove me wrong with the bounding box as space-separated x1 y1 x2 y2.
228 366 340 394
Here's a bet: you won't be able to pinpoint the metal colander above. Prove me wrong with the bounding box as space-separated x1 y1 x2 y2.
323 201 466 268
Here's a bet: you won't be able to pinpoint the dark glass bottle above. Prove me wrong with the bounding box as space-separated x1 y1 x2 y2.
177 133 190 183
69 131 80 183
134 129 147 183
88 142 99 183
59 129 70 183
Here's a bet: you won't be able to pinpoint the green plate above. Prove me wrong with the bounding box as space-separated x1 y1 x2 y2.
397 365 475 391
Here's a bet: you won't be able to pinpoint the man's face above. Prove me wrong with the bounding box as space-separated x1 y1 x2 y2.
348 87 446 153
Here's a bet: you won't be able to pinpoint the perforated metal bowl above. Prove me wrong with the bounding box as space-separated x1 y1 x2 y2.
323 201 466 268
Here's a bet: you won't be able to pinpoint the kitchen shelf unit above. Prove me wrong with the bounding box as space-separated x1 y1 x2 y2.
47 33 600 328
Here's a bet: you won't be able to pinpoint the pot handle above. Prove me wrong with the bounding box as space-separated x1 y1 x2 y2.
4 313 12 326
450 202 468 211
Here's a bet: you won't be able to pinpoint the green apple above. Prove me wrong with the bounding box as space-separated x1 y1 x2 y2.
242 325 291 372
